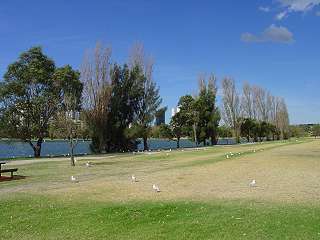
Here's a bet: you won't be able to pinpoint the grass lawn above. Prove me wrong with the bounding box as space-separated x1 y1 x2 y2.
1 139 320 239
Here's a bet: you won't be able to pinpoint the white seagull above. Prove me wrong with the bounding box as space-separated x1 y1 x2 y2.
71 176 78 183
249 179 256 187
131 175 137 182
152 184 161 192
86 162 91 167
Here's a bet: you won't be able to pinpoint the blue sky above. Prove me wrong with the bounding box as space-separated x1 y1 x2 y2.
0 0 319 124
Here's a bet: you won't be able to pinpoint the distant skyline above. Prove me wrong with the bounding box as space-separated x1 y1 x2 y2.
0 0 319 124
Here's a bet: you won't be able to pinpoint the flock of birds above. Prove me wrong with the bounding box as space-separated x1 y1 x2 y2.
70 148 261 191
225 148 264 159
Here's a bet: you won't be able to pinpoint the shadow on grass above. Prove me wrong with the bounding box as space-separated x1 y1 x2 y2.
0 175 27 182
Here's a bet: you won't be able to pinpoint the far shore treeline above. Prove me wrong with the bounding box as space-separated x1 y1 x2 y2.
1 42 314 163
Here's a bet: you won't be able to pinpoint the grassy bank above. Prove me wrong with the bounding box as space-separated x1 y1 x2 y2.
1 139 319 239
1 195 320 240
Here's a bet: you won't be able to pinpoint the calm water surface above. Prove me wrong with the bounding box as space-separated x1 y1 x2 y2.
0 138 238 159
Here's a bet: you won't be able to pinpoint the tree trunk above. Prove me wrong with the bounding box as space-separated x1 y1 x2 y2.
143 136 148 151
177 137 180 149
99 133 104 153
70 139 75 166
28 138 43 158
211 134 218 146
234 128 240 144
193 124 198 147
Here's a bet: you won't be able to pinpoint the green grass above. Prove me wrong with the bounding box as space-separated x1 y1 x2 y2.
1 195 320 240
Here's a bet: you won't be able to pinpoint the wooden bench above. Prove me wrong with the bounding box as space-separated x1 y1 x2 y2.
0 168 18 178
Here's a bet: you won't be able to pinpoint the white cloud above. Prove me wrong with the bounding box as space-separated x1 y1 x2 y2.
278 0 320 12
276 11 288 20
259 6 271 12
276 0 320 19
241 25 294 44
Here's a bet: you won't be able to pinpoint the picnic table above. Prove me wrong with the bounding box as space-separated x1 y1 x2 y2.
0 161 18 178
0 161 6 171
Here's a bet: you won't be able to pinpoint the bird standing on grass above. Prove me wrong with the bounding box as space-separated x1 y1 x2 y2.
86 162 91 167
153 184 161 192
249 179 256 187
131 175 137 182
71 176 78 183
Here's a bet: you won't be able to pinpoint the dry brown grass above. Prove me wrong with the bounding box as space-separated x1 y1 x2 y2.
2 139 320 204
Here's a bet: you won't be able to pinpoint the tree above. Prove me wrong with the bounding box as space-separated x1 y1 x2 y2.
241 82 254 119
107 64 143 152
170 112 184 148
289 125 308 138
0 47 59 157
158 124 173 139
312 124 320 138
252 86 270 122
240 118 256 142
196 74 220 145
218 126 233 142
275 97 290 139
177 95 198 144
221 77 241 143
129 43 162 151
81 42 112 153
52 65 83 166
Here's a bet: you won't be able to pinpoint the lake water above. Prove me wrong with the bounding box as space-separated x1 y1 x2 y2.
0 138 238 159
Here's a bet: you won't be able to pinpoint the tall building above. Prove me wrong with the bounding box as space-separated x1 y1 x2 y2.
155 107 167 126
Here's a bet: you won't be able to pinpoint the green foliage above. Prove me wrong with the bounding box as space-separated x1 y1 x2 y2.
86 63 161 152
133 66 162 150
240 118 280 142
158 124 173 139
106 64 143 151
0 47 83 157
240 118 256 142
174 78 220 146
53 65 83 111
169 112 186 148
218 126 233 138
312 124 320 138
196 82 220 145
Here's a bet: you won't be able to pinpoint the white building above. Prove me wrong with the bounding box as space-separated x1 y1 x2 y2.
171 107 180 117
